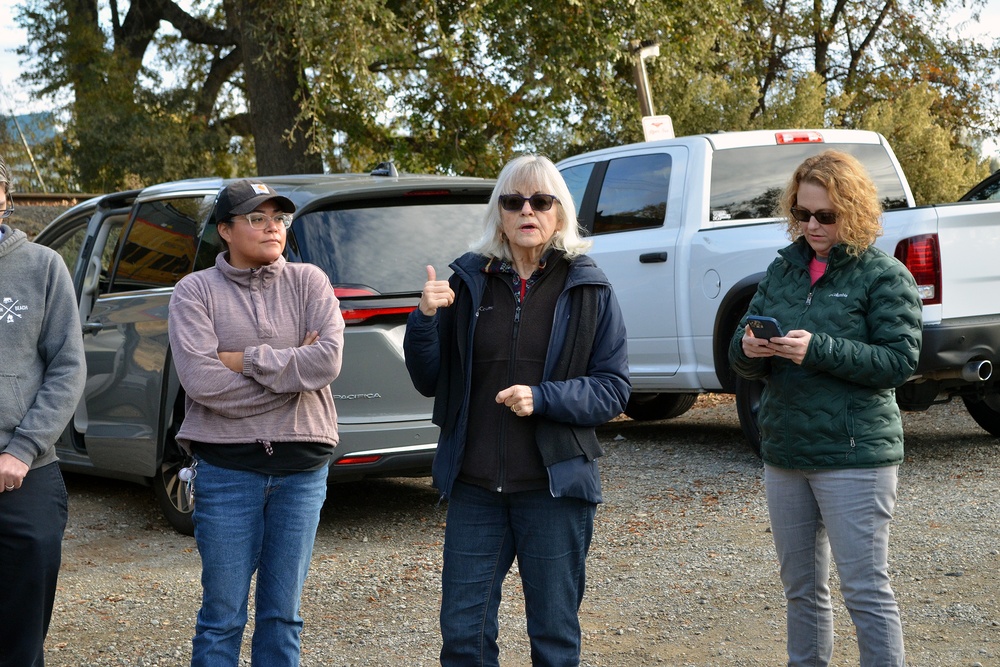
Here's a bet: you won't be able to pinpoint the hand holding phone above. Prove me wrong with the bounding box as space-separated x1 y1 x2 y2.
746 315 785 340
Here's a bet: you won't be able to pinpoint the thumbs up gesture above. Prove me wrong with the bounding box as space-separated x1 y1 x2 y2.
418 265 456 316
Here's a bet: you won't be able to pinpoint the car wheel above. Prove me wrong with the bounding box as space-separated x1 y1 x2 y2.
623 393 698 421
962 383 1000 437
734 376 763 457
152 453 195 536
151 400 194 536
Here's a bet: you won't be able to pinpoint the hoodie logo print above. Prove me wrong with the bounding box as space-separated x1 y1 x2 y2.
0 297 27 324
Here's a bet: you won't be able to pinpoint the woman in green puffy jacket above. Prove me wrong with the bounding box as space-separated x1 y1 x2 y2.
729 150 922 667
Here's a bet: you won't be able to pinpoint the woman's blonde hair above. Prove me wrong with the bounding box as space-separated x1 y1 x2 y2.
779 149 883 256
471 154 592 260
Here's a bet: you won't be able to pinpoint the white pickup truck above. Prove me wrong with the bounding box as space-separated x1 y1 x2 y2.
556 128 1000 453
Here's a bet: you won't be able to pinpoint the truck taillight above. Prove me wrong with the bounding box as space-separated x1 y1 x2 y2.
894 234 941 305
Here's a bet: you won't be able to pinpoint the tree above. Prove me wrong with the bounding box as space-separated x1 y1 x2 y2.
13 0 999 195
16 0 316 189
235 0 322 174
639 0 997 195
862 84 988 204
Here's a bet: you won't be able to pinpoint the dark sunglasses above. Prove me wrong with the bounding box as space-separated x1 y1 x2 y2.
790 206 837 225
498 193 559 212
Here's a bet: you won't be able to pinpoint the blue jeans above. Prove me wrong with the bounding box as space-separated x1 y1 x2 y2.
440 480 596 667
765 464 905 667
190 458 329 667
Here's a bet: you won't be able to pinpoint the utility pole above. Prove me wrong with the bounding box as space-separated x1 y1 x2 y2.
9 114 48 193
0 79 49 193
631 40 660 118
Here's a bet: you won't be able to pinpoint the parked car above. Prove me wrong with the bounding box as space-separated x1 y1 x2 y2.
34 166 495 534
959 169 1000 202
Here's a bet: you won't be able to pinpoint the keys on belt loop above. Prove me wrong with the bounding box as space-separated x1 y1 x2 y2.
178 459 198 506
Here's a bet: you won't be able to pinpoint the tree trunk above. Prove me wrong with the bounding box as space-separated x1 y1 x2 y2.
237 0 323 175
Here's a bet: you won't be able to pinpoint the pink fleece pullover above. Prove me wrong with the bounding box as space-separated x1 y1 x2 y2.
168 253 344 451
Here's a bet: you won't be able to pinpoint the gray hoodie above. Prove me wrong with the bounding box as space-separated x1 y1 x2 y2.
168 253 344 450
0 226 87 469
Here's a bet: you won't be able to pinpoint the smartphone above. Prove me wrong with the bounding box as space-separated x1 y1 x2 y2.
746 315 785 340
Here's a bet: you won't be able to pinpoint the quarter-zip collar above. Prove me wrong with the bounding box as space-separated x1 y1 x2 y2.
215 251 286 287
214 252 285 338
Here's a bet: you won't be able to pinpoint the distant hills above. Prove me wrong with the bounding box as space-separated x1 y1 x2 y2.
3 111 57 142
1 112 60 193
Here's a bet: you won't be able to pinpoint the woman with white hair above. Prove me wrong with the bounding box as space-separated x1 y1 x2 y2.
404 154 631 666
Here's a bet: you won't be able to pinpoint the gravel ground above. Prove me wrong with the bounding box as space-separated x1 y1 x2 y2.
48 395 999 666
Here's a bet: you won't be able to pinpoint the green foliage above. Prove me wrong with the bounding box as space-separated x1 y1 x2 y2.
16 0 254 191
10 0 999 195
860 84 990 205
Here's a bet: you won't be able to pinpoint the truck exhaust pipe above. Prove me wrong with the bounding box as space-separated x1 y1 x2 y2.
962 360 992 382
919 360 992 382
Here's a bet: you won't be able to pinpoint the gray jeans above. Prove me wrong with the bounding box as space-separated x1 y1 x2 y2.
764 464 905 667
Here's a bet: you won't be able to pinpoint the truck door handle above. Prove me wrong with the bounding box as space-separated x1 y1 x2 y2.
82 321 103 335
639 252 668 263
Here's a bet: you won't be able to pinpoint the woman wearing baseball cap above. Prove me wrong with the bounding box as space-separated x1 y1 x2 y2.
168 179 345 666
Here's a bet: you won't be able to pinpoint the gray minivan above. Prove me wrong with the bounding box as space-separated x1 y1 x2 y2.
35 168 494 534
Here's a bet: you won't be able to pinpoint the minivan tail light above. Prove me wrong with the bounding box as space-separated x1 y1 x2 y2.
333 287 417 325
894 234 941 305
335 455 382 466
340 304 417 325
775 131 824 144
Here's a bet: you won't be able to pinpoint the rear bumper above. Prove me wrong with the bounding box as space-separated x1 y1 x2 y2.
328 419 438 482
914 316 1000 377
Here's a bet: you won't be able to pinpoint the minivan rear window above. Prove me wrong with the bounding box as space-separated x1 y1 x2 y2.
709 143 909 223
293 197 489 295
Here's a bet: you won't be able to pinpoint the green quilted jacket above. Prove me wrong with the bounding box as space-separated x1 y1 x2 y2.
728 238 922 469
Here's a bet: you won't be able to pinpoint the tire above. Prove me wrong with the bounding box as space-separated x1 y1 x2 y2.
152 453 195 536
151 399 194 536
623 393 698 421
962 383 1000 437
734 376 764 457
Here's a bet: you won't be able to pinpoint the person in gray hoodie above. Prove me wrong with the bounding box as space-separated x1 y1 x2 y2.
0 154 87 667
168 179 344 667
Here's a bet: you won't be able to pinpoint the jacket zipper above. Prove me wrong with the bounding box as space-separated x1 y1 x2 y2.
804 256 857 451
496 282 525 493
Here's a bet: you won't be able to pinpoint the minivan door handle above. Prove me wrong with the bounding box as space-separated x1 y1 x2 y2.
639 252 668 263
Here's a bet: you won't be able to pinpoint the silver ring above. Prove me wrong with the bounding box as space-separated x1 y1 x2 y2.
4 485 13 491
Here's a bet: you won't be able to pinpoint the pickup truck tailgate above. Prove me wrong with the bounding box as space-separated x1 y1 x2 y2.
936 201 1000 320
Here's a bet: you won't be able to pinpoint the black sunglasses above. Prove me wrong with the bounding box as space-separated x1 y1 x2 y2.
498 193 559 212
790 206 837 225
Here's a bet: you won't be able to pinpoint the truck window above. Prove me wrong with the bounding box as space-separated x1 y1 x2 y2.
560 163 594 214
109 196 212 292
593 154 671 234
709 143 909 224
